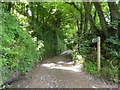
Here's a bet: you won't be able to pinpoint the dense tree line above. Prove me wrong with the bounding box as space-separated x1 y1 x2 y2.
1 1 120 86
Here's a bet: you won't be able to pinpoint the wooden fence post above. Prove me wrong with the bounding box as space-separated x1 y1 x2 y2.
0 2 2 86
97 37 101 71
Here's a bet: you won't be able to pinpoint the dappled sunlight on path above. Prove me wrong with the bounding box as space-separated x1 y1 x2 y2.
10 56 118 88
41 61 82 72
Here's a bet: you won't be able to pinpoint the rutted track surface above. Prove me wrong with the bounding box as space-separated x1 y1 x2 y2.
10 56 118 88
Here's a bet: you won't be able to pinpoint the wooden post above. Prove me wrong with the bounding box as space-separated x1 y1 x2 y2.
97 37 101 71
0 2 2 86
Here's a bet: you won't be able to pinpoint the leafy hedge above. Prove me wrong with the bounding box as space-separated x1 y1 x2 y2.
1 12 43 82
81 36 119 83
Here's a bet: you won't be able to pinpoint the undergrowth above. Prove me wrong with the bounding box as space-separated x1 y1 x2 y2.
83 60 118 83
1 12 44 84
81 35 119 83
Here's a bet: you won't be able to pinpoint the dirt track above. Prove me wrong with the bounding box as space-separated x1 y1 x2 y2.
10 56 118 88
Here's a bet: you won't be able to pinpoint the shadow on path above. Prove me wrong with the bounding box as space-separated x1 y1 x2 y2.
10 56 118 88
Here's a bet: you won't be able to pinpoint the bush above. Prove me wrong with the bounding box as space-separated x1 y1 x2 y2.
82 36 119 83
105 36 120 60
1 12 44 82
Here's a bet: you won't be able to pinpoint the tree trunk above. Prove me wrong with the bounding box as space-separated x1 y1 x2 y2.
7 2 12 12
108 2 119 37
71 3 83 54
53 30 58 55
118 23 120 39
93 2 108 37
83 2 89 32
93 10 97 21
77 10 84 54
77 20 81 54
108 2 118 22
83 2 96 33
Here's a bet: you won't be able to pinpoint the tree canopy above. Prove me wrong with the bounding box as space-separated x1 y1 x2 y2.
1 1 120 86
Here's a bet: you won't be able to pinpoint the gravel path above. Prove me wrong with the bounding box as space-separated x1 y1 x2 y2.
10 56 118 88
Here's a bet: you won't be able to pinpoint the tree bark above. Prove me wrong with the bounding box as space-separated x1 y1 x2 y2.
93 10 97 21
70 2 82 54
7 2 12 12
83 2 96 33
108 2 118 22
83 2 89 32
77 10 84 54
108 2 119 37
53 29 58 55
118 23 120 39
93 2 108 37
77 20 81 54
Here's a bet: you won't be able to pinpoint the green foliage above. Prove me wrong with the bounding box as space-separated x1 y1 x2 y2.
83 61 97 75
1 2 119 85
1 12 43 82
83 60 118 83
72 51 78 61
72 51 82 64
24 2 78 57
79 34 97 62
82 36 119 83
105 36 120 59
80 40 91 58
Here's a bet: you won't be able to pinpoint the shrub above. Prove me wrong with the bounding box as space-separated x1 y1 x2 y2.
82 36 119 83
1 12 44 83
